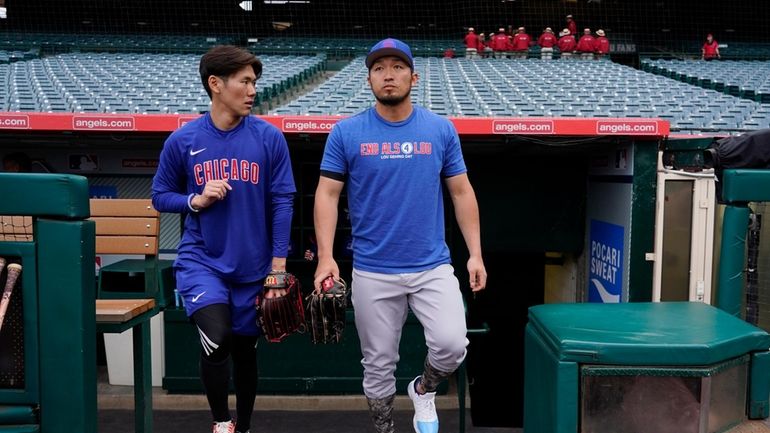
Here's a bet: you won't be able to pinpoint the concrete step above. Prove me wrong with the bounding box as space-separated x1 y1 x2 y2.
97 367 469 411
98 391 466 411
728 420 770 433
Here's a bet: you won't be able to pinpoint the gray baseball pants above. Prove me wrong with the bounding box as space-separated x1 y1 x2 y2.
352 264 468 399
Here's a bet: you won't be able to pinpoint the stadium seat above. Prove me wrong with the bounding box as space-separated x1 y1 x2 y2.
0 51 326 115
1 47 766 134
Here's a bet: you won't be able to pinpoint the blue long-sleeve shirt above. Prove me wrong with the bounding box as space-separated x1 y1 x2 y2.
152 113 295 282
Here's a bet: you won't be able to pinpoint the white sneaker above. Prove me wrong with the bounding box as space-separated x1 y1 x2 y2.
407 376 439 433
212 420 235 433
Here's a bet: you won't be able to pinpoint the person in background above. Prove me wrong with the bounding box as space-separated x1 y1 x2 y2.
477 33 489 58
576 28 596 60
702 33 720 60
491 28 512 59
2 152 31 173
566 14 578 39
506 27 515 58
512 26 532 59
595 29 610 59
464 27 479 59
485 33 495 58
557 29 576 60
538 27 557 60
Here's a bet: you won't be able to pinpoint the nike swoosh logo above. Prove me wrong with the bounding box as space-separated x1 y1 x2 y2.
190 148 207 156
192 291 206 303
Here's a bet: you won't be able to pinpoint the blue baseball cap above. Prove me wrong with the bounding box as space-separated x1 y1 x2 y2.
365 38 414 70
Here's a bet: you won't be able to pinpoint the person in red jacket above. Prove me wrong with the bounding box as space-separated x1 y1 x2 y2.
702 34 720 60
491 28 511 59
595 29 610 59
477 33 490 58
484 33 495 58
576 28 596 60
557 29 576 60
512 27 532 59
538 27 557 60
464 27 479 59
566 15 578 38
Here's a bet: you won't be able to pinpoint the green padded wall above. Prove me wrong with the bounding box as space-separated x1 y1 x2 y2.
523 324 578 433
0 174 89 218
36 219 96 433
528 302 770 365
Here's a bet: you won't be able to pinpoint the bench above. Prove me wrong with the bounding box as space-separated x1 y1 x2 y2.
90 199 164 300
90 198 161 433
94 298 156 433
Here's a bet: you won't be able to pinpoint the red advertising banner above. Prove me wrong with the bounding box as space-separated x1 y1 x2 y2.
280 116 340 133
0 112 670 137
491 119 555 135
0 114 30 129
595 120 660 136
72 115 135 131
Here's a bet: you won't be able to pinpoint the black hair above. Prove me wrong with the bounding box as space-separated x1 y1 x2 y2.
200 45 263 99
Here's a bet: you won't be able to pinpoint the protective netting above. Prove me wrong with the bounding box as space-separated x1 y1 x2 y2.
0 216 31 242
749 203 770 332
0 0 768 56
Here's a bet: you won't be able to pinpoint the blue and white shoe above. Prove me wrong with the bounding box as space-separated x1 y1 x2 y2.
407 376 439 433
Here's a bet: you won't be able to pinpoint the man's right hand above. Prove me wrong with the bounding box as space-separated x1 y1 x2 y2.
192 179 232 210
314 257 340 291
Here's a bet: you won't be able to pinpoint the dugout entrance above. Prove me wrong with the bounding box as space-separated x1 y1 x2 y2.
0 113 669 428
457 126 662 427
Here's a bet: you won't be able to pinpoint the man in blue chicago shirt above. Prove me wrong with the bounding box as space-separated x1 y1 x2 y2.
314 39 487 433
152 45 295 433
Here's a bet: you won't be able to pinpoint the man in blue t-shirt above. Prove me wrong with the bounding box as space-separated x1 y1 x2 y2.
314 39 487 433
152 45 295 433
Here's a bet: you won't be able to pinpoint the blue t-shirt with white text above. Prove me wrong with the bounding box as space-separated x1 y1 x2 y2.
320 106 467 273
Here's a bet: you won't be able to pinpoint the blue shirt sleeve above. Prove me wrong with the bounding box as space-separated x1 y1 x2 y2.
441 121 467 178
269 129 296 195
152 133 189 213
271 192 294 258
268 128 296 258
320 124 348 176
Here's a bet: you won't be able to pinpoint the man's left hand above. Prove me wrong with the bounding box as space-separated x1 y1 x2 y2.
467 256 487 292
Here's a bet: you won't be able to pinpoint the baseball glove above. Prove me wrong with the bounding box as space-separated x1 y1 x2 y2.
307 276 348 344
257 271 306 343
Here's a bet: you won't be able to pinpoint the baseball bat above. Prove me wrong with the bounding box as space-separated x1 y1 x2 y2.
0 258 8 322
0 263 22 332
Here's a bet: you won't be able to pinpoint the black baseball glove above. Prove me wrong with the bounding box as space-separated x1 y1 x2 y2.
307 276 348 344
